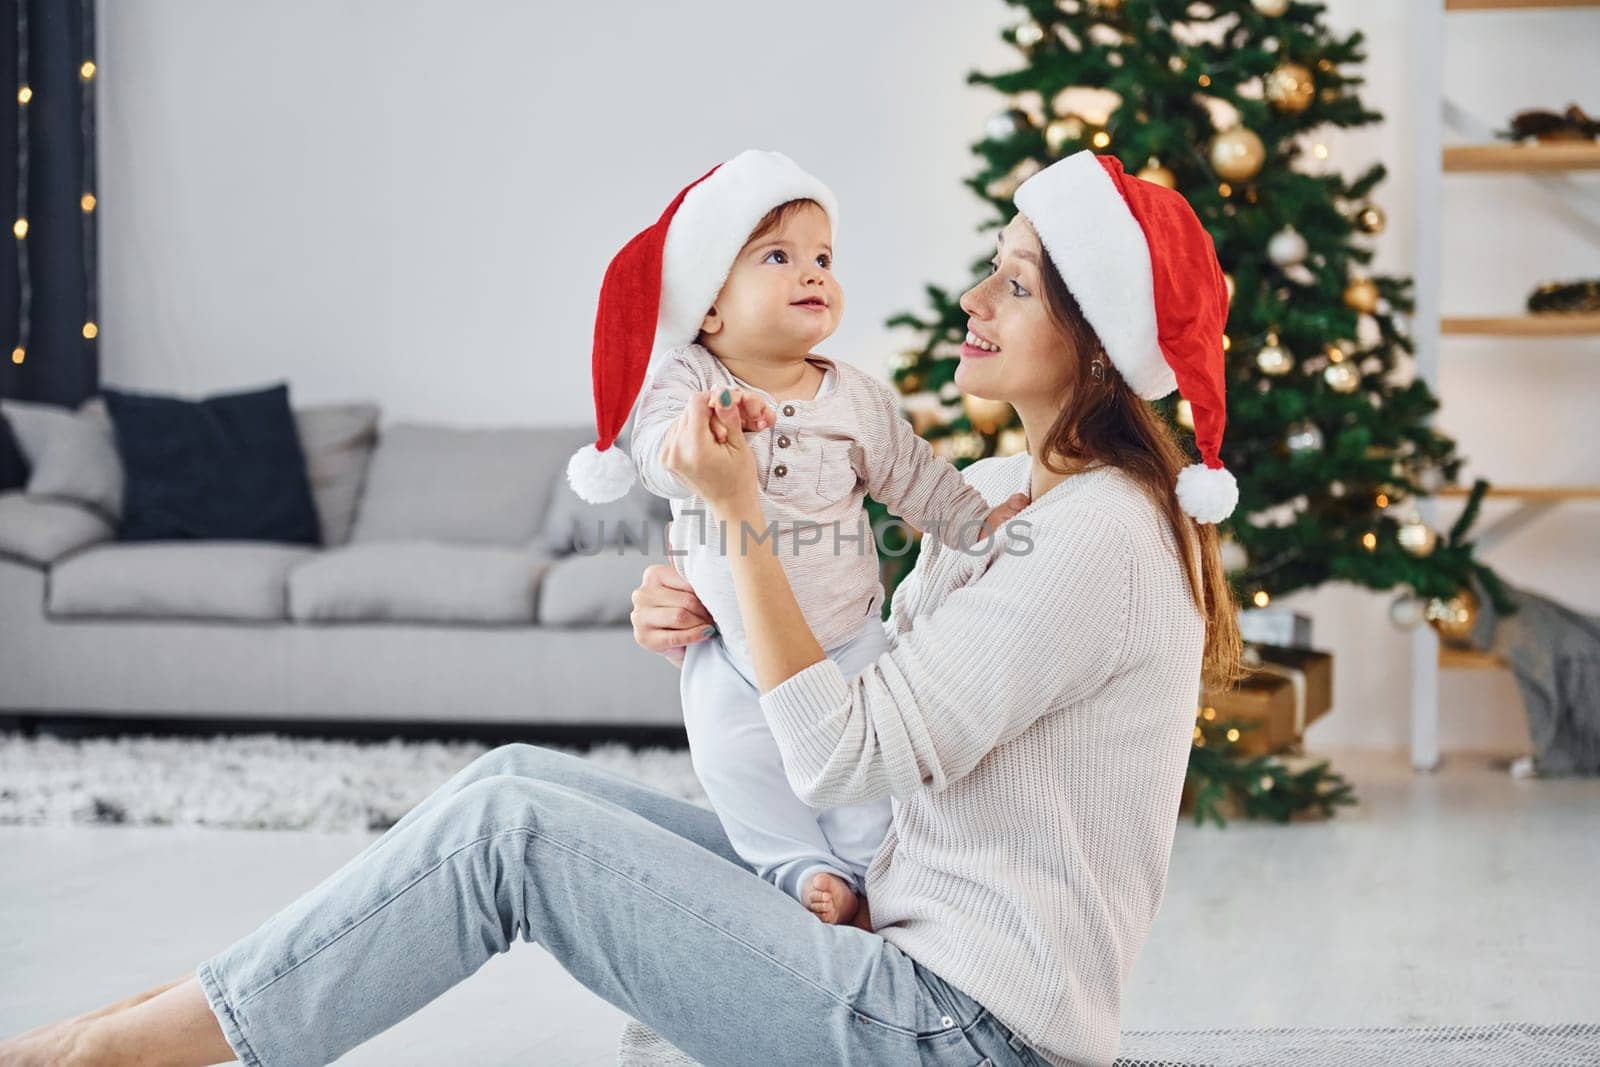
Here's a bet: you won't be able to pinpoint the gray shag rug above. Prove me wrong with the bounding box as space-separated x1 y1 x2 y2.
617 1019 1600 1066
0 733 711 831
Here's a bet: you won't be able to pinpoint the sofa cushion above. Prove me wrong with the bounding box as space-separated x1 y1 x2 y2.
48 542 316 620
537 546 666 627
0 398 123 519
295 403 381 547
0 491 116 566
288 541 549 624
103 383 322 545
349 424 591 547
539 448 670 555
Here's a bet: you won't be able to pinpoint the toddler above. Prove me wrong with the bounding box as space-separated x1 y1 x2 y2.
567 150 1027 929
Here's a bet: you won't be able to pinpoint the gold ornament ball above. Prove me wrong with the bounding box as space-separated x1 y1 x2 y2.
1323 360 1362 394
1210 127 1266 182
962 393 1014 435
1256 338 1294 377
1175 398 1194 430
1426 588 1479 643
997 427 1028 457
1252 0 1291 14
1014 20 1046 48
1356 205 1387 234
1046 116 1086 155
1265 62 1316 114
1136 161 1178 189
1344 277 1380 314
896 372 924 395
1397 517 1439 557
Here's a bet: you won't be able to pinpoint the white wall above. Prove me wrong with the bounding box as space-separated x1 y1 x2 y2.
96 1 1598 753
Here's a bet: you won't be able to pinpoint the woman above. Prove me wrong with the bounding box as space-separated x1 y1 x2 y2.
0 151 1241 1067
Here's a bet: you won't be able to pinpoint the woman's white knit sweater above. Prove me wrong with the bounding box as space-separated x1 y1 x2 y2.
758 453 1205 1067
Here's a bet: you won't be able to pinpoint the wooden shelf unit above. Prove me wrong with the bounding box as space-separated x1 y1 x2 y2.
1441 313 1600 336
1443 142 1600 172
1409 0 1597 762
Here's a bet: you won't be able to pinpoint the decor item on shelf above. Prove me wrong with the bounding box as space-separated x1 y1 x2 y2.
1526 278 1600 315
1239 607 1312 649
1499 103 1599 144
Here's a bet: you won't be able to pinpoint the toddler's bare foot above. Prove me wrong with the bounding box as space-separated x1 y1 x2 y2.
803 871 860 926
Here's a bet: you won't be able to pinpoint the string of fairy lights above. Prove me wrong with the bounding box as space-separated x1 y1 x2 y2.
11 0 98 369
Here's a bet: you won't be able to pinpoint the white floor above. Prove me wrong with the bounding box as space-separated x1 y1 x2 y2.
3 746 1597 1065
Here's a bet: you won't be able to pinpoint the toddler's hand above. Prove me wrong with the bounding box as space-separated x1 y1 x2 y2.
979 492 1031 540
704 388 776 443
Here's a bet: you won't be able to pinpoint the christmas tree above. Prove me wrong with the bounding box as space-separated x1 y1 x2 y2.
873 0 1508 825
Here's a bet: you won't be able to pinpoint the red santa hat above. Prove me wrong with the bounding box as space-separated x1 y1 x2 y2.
566 149 840 504
1013 151 1238 524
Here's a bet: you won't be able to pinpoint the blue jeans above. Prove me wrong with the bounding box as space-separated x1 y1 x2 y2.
196 743 1052 1067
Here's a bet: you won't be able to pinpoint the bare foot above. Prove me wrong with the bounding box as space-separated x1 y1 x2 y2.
803 871 860 926
0 977 183 1065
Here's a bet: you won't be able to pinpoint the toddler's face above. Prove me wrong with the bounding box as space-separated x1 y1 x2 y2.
699 201 843 361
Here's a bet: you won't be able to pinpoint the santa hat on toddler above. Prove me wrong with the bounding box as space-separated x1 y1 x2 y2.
1013 151 1238 524
566 149 841 504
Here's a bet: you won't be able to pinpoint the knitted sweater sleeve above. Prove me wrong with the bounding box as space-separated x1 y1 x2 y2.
855 375 994 551
629 349 707 501
758 504 1135 807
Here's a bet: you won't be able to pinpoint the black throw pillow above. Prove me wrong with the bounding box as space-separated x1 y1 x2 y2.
102 382 321 544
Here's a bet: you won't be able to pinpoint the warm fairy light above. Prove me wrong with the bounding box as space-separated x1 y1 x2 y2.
1226 727 1241 743
1376 492 1389 508
82 322 98 339
1092 130 1111 148
1198 74 1212 87
13 219 27 238
1252 590 1270 607
1194 733 1206 747
1202 706 1217 721
81 193 96 212
1260 775 1275 790
1221 333 1232 351
17 86 31 104
80 60 96 80
11 347 23 364
1218 182 1232 197
1313 143 1329 159
1362 531 1378 550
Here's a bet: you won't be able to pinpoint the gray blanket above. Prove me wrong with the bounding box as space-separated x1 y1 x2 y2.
1464 574 1600 776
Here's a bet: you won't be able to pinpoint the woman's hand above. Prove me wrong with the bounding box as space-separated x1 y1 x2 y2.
659 389 761 512
630 558 715 668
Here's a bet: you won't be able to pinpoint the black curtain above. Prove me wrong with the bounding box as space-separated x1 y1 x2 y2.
0 0 97 491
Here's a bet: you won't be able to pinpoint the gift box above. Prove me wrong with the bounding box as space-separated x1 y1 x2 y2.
1238 608 1314 650
1196 644 1333 758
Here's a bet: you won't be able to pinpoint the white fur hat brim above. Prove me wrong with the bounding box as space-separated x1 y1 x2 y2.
1014 151 1177 400
655 149 840 356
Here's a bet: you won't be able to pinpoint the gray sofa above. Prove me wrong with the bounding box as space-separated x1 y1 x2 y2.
0 397 683 729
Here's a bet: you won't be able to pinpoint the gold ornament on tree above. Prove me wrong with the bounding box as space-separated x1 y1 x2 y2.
997 427 1028 457
1343 277 1380 314
1136 159 1177 189
1256 331 1294 376
986 158 1043 200
1264 62 1315 114
1396 515 1439 557
1210 127 1266 182
962 394 1014 434
1323 361 1362 394
1356 205 1386 234
1426 587 1479 642
1045 116 1087 155
1252 0 1291 14
1013 20 1046 48
1175 398 1194 430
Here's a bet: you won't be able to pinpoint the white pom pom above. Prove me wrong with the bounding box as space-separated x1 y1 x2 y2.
566 444 637 504
1176 463 1238 524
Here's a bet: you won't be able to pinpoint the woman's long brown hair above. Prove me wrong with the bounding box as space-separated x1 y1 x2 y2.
1035 253 1244 693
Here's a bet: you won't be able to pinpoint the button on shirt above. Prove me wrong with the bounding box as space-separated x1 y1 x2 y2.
631 343 996 659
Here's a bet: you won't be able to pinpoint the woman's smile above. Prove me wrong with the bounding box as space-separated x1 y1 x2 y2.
961 327 1002 358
